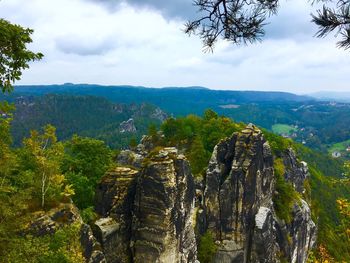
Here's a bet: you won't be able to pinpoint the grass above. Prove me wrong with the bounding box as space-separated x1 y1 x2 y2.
328 139 350 154
271 124 296 135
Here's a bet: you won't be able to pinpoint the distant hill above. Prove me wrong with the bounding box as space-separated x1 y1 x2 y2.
7 84 350 155
309 91 350 102
9 84 314 116
7 94 167 148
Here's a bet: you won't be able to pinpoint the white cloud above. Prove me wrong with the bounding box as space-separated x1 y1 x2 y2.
0 0 349 93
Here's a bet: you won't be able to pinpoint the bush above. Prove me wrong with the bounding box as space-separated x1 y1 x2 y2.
197 231 218 263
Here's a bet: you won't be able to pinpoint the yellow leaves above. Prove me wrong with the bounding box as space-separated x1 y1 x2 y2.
337 198 350 218
62 184 75 198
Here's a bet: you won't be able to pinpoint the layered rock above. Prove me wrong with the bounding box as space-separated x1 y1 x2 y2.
279 149 317 263
81 223 107 263
94 167 138 263
204 124 276 262
132 147 197 263
202 124 316 263
89 125 315 263
282 148 309 194
94 148 197 263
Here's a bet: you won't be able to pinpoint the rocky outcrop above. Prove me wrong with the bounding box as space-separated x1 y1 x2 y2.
204 124 277 262
201 124 315 263
282 148 309 193
132 147 197 263
94 148 197 263
119 118 136 133
279 149 316 263
28 203 82 236
94 167 139 263
81 223 107 263
150 107 168 122
89 125 315 263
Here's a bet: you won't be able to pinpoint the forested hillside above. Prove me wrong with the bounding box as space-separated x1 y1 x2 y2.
6 85 350 157
3 94 166 148
1 109 349 262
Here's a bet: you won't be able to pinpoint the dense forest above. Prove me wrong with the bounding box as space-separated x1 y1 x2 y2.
1 105 349 261
6 85 350 156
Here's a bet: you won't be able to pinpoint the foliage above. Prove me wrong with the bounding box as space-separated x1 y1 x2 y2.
21 125 67 209
197 231 218 263
186 0 350 50
4 223 84 263
184 0 278 51
62 135 113 209
6 94 163 148
312 1 350 49
80 206 98 224
273 158 300 223
0 19 43 93
161 110 243 176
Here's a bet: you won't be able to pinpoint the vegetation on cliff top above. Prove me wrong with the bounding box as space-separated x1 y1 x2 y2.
156 110 350 261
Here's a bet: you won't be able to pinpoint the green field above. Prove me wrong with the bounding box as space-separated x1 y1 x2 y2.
271 124 297 135
328 139 350 154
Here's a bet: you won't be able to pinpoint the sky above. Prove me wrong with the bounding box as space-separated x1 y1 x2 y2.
0 0 349 93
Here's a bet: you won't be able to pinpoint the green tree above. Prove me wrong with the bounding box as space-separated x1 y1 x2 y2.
22 125 67 209
62 135 113 209
188 136 210 176
129 136 138 149
0 19 43 93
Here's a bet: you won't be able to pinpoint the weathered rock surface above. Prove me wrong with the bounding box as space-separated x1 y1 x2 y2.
132 147 197 263
81 223 107 263
94 167 139 263
28 203 82 236
204 124 276 262
202 124 315 263
89 125 315 263
282 148 309 193
119 118 136 133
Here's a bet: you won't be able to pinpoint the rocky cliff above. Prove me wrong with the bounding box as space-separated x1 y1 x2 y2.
87 124 315 263
201 124 316 263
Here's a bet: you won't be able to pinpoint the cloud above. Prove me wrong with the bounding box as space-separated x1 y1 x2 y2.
0 0 349 93
87 0 197 19
56 36 115 56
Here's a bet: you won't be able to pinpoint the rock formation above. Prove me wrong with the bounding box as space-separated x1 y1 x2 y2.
202 124 316 263
88 125 316 263
204 124 277 262
132 147 197 263
119 118 136 133
94 167 139 263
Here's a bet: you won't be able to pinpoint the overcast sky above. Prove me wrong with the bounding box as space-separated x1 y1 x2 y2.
1 0 349 93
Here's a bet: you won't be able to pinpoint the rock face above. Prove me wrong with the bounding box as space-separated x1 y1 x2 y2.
282 148 309 194
94 167 139 263
204 124 277 262
90 125 315 263
94 148 197 263
119 118 136 133
132 147 197 263
202 124 316 263
80 223 107 263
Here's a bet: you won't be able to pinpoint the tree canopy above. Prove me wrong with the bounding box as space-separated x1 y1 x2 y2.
185 0 350 51
0 19 43 93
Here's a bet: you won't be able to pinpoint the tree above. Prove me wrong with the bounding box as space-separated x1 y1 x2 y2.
0 19 43 93
22 125 67 209
312 1 350 49
62 135 113 209
185 0 350 51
